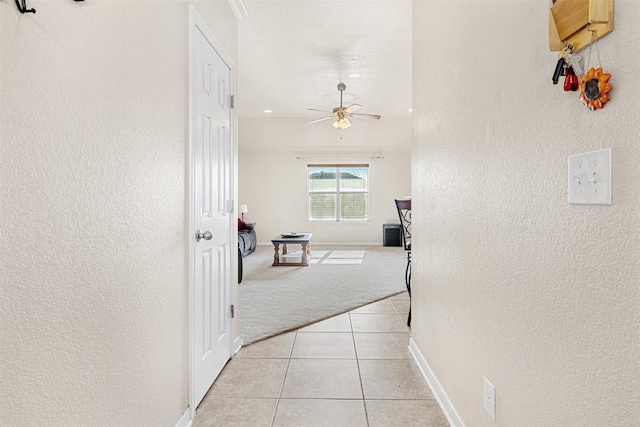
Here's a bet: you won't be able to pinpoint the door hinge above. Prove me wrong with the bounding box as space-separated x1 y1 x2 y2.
231 304 235 318
230 95 235 109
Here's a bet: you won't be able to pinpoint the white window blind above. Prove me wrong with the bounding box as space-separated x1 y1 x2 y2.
307 164 369 221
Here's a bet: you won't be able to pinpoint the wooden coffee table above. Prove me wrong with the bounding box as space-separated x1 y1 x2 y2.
271 233 313 266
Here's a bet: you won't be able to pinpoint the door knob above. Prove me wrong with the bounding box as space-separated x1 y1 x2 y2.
196 230 213 241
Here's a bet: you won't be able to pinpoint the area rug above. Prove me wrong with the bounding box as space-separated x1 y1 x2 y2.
238 245 407 344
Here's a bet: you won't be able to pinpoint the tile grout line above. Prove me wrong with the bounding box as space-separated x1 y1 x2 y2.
390 297 411 331
390 301 411 332
349 311 370 427
351 311 410 334
269 329 298 427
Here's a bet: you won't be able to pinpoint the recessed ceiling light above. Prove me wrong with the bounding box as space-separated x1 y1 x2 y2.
349 74 361 78
264 109 273 113
408 108 413 112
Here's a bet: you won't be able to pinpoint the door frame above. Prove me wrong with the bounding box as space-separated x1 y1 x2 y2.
188 5 238 419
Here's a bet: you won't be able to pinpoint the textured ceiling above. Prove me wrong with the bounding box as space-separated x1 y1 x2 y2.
237 0 412 118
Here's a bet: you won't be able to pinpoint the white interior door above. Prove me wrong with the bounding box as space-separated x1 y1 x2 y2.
192 21 233 408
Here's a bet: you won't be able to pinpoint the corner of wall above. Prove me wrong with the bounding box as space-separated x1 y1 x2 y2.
409 338 466 427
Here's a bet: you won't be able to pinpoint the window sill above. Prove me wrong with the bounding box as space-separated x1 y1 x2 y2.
307 220 371 225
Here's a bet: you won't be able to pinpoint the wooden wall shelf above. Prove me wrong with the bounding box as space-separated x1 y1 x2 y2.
548 0 614 52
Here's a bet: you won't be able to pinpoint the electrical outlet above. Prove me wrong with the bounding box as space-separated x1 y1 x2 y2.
483 377 496 420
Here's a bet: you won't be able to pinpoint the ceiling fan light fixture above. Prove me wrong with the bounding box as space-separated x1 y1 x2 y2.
332 117 351 130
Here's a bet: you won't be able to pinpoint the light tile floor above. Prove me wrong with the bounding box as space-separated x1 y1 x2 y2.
194 292 449 427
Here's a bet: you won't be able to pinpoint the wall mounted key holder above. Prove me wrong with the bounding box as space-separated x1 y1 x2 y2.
548 0 613 53
14 0 85 14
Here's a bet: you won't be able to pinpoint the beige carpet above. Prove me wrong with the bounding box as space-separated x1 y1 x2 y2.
238 245 407 344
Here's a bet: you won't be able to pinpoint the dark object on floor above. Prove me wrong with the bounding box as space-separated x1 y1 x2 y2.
394 199 411 326
382 223 402 247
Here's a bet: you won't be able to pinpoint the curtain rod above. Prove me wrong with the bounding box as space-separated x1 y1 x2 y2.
296 155 384 160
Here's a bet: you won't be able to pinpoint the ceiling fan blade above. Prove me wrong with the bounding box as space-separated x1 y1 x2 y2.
350 113 381 120
343 103 362 114
309 116 335 124
308 108 333 113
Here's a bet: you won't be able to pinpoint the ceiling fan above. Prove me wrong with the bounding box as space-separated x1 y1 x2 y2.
308 83 381 130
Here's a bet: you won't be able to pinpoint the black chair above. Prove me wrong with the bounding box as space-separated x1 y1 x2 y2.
394 199 411 326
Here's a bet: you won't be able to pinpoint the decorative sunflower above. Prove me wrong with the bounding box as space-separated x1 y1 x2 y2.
579 67 612 110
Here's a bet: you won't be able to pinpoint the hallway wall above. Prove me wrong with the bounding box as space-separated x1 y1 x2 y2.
0 1 237 425
412 0 640 425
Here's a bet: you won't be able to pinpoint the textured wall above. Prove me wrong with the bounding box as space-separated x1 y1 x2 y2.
412 0 640 425
0 1 237 425
238 117 411 243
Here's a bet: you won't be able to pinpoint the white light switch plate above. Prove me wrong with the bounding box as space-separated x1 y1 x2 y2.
568 148 611 205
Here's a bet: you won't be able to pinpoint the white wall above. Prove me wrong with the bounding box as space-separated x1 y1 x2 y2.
412 0 640 426
238 117 411 243
0 1 237 425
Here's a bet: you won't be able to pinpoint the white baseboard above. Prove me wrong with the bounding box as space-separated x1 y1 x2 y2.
233 336 242 355
409 338 465 427
174 407 192 427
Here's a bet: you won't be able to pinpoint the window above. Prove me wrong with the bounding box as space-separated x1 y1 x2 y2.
307 165 369 221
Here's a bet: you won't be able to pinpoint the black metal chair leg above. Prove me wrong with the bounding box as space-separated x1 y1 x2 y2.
406 252 411 327
394 198 412 328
